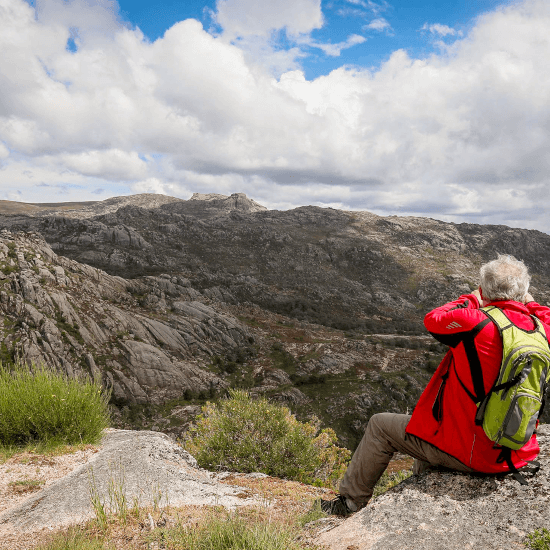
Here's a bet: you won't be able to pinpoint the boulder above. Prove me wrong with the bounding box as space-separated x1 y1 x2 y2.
0 429 257 536
317 424 550 550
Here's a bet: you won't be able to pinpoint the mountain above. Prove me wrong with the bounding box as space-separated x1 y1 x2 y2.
1 193 549 447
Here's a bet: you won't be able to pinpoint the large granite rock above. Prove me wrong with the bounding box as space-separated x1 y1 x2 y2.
317 424 550 550
0 429 257 536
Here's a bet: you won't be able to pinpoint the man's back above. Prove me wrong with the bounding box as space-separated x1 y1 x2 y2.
406 293 550 472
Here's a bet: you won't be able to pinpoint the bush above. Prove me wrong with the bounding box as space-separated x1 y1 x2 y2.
526 528 550 550
185 389 350 487
0 360 110 447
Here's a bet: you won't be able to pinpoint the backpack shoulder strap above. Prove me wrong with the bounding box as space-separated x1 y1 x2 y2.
459 313 492 404
481 306 514 334
531 315 550 343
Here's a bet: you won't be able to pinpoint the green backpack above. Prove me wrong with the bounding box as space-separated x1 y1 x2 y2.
475 306 550 483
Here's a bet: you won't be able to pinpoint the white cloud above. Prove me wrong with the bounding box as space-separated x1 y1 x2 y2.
364 18 391 32
215 0 323 38
0 142 10 160
1 0 550 232
56 149 148 180
297 33 366 57
421 23 462 37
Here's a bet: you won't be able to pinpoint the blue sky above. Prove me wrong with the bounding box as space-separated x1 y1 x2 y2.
115 0 510 78
2 0 550 233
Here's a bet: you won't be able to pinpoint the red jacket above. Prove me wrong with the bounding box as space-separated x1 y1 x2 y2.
406 293 550 472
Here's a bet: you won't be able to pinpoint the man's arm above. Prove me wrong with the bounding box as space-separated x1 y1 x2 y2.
525 296 550 325
424 293 486 348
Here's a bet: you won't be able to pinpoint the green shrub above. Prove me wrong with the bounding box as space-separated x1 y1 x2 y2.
526 528 550 550
184 390 350 487
0 360 110 447
152 512 305 550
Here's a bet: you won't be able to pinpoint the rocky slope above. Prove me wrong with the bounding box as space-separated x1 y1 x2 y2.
1 193 549 447
2 192 550 336
0 230 254 405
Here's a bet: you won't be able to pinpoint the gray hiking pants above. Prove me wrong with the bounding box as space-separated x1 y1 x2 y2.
339 413 475 506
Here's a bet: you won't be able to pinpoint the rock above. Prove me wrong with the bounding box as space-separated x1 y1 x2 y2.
316 424 550 550
119 340 222 402
270 387 310 405
0 429 257 535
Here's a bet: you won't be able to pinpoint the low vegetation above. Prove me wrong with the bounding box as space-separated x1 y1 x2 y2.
0 359 110 448
153 512 306 550
526 528 550 550
184 389 350 487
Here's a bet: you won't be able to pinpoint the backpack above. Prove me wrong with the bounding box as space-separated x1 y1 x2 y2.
475 305 550 484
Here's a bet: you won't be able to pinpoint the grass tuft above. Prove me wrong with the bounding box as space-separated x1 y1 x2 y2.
37 527 111 550
151 511 305 550
0 360 110 449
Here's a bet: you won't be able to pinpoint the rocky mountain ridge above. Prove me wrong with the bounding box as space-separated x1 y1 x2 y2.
2 192 549 336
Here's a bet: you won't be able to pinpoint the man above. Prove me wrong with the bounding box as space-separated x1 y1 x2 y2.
321 254 550 516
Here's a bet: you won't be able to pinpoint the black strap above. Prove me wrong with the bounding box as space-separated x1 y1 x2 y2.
462 318 491 404
454 363 478 403
540 382 548 419
496 447 540 485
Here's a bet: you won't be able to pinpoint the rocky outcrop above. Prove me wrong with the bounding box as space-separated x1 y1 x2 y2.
317 423 550 550
0 231 253 405
0 429 257 536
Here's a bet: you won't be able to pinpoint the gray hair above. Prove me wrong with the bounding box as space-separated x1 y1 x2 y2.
479 255 530 302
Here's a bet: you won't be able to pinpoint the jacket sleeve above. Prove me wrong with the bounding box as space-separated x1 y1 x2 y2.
525 301 550 325
424 293 485 347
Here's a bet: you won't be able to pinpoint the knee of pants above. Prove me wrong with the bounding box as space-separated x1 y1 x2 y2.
367 412 393 433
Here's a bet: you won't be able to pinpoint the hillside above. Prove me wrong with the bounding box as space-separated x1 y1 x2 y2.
1 193 549 447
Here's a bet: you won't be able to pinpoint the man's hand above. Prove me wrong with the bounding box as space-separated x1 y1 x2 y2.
471 288 482 305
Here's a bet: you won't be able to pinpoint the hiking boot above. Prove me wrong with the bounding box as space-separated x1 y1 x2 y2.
318 494 359 516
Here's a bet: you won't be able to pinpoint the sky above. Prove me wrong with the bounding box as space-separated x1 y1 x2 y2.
1 0 550 233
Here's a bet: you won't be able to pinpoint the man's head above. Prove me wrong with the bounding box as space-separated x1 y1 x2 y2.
479 255 530 303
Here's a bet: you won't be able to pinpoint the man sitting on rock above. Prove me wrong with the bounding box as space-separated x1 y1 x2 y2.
321 254 550 516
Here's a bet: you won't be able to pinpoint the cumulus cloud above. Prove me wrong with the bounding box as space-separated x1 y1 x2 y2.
56 149 148 180
1 0 550 232
215 0 323 38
